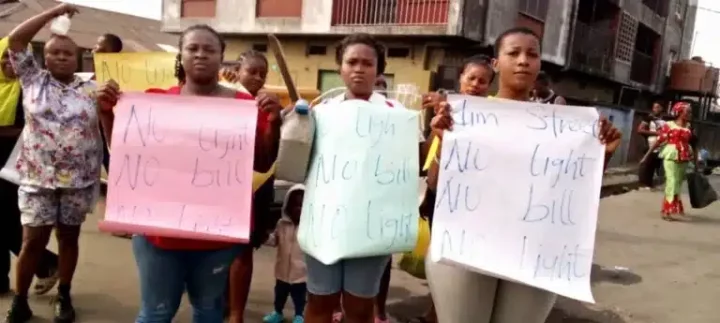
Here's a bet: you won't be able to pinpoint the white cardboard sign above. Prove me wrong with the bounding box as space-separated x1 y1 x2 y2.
429 95 604 303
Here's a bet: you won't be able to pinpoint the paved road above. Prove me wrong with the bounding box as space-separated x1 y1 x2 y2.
2 187 720 322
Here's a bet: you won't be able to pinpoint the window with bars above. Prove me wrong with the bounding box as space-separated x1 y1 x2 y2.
615 12 637 62
518 0 549 21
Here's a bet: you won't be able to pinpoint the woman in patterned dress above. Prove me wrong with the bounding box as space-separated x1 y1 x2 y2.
642 101 695 220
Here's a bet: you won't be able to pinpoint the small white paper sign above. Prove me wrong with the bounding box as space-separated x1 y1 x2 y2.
0 131 22 185
429 95 604 303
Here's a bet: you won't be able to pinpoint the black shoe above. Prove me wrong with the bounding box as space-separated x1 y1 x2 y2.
53 294 76 323
3 296 32 323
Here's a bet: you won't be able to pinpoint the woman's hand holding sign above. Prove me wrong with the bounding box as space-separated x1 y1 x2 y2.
430 101 453 140
598 116 621 155
97 79 121 112
96 79 121 146
256 90 282 124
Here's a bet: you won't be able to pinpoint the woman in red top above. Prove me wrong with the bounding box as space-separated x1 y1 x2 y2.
642 102 695 220
95 24 281 322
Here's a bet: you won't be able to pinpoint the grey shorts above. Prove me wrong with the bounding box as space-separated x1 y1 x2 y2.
305 253 391 298
19 185 99 227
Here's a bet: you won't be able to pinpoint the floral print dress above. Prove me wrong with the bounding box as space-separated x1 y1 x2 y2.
9 48 101 226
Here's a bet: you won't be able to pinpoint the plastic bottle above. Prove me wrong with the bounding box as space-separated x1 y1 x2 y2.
49 14 71 36
275 99 314 183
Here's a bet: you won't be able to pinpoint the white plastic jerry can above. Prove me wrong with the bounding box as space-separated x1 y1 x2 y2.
275 99 315 183
50 14 71 36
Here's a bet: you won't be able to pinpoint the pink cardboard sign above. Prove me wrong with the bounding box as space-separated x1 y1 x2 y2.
98 93 257 242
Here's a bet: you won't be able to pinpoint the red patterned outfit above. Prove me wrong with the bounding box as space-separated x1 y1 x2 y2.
656 121 693 215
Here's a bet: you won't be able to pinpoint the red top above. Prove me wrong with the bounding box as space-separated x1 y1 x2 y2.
657 122 693 162
144 86 268 250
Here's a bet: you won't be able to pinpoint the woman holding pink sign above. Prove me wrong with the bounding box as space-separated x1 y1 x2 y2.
425 27 622 323
95 24 283 323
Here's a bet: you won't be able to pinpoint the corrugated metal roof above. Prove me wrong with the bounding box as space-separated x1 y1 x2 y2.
0 0 177 52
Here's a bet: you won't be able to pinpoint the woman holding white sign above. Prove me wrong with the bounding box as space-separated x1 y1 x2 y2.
95 24 283 322
425 27 621 323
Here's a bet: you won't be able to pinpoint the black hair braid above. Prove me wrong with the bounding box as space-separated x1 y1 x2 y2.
335 33 386 75
174 53 185 84
174 24 226 84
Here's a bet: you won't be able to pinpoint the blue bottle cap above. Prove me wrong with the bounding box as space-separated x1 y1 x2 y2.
295 99 310 115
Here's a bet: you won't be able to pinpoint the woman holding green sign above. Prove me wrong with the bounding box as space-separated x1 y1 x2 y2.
303 33 428 323
425 27 622 323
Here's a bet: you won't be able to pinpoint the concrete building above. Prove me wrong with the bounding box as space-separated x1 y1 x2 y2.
162 0 697 107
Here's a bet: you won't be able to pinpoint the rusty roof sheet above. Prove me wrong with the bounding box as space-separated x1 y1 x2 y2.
0 0 177 51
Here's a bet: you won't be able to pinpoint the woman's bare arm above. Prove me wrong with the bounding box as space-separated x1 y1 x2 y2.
7 5 71 52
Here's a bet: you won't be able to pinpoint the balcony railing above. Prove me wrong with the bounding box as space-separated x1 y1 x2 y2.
332 0 449 26
630 51 654 84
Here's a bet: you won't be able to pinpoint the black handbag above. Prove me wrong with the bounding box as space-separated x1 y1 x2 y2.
687 171 718 209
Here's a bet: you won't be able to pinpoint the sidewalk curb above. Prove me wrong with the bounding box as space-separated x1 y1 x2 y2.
600 178 640 198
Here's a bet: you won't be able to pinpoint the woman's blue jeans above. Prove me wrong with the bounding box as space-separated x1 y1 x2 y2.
132 236 243 323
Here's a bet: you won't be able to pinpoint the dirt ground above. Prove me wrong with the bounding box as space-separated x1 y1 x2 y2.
2 184 719 322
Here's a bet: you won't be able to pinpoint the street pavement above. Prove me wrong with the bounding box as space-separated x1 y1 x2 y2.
2 176 720 322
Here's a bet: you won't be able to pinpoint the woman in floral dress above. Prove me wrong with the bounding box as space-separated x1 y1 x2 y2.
642 102 695 220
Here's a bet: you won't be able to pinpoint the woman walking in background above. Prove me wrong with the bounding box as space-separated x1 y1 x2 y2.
642 102 695 220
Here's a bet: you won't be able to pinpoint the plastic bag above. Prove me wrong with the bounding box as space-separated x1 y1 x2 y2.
399 217 430 279
687 171 718 209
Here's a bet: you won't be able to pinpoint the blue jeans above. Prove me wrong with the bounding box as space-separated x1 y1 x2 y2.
133 236 243 323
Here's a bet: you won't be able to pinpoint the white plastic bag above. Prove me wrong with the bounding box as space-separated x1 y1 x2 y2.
0 130 22 185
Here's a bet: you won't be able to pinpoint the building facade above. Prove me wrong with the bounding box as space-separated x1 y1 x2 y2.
162 0 697 107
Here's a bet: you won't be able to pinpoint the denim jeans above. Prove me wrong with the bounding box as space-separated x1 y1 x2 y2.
133 236 243 323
